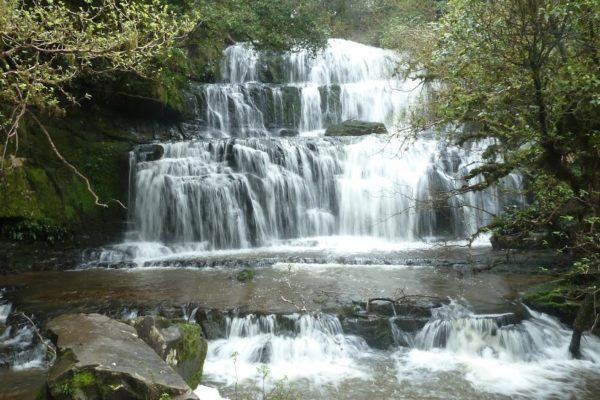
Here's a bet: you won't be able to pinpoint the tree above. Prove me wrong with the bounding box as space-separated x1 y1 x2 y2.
413 0 599 242
326 0 443 47
409 0 600 341
0 0 196 204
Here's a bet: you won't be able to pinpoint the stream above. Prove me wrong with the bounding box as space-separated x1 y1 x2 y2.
2 39 600 399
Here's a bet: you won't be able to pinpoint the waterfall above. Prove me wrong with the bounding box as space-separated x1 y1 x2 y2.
200 305 600 400
96 38 526 261
204 313 370 387
394 302 600 399
193 39 420 138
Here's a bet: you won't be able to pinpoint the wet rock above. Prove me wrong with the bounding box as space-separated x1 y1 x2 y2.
46 313 197 400
325 120 388 137
392 316 430 334
356 297 445 319
136 144 165 162
523 281 581 325
278 129 299 137
341 316 394 350
197 310 226 340
132 315 208 389
491 231 550 250
133 316 182 359
275 314 298 334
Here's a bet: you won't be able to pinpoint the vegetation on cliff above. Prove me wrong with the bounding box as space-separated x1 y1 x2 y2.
0 0 331 242
389 0 600 326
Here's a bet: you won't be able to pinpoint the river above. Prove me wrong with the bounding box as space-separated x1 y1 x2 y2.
2 39 600 400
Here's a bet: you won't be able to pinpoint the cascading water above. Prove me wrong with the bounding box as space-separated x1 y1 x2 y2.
0 289 51 371
96 39 525 263
393 302 600 399
204 313 370 388
199 304 600 400
7 37 590 400
206 39 417 137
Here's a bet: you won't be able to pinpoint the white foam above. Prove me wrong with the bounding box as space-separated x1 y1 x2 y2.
394 303 600 399
194 385 229 400
203 314 372 390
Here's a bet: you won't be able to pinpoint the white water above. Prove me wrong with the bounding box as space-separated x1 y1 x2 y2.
204 314 371 388
395 303 600 399
98 137 522 263
201 303 600 400
93 39 526 263
0 290 49 370
209 39 418 138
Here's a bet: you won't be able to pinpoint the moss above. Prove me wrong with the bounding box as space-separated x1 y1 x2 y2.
72 370 96 387
1 113 132 242
237 268 255 282
523 280 581 324
53 369 99 399
174 323 208 389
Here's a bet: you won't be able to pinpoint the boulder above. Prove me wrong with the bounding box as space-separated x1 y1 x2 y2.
132 316 208 389
324 120 388 137
341 316 394 350
46 313 197 400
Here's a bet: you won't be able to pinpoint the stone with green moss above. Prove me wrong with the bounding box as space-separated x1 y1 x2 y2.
523 280 581 324
0 113 132 240
236 268 255 283
173 323 208 389
46 313 198 400
133 316 208 390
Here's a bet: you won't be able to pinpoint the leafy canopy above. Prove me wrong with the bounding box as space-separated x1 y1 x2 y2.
401 0 600 274
0 0 196 159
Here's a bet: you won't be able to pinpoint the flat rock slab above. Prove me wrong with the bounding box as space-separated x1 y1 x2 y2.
46 313 197 400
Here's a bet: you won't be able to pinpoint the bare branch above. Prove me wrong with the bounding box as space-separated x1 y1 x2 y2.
28 111 126 209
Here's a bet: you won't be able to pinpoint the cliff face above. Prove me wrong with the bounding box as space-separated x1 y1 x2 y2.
0 101 190 272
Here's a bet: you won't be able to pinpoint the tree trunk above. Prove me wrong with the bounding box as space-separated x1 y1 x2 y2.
569 293 595 358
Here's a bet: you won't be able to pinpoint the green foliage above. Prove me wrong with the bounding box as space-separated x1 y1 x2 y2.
195 0 329 52
327 0 442 47
400 0 600 311
0 0 195 129
1 219 71 243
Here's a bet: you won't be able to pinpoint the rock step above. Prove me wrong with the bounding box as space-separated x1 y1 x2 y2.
46 313 198 400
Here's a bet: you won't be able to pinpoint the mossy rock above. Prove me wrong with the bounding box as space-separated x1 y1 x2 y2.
236 268 255 283
341 316 394 350
46 314 197 400
173 323 208 389
133 316 208 390
0 111 136 245
523 280 581 324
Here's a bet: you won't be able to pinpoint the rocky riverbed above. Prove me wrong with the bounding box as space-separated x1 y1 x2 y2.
1 243 589 400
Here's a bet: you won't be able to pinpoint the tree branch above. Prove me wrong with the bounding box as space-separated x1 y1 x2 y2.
28 111 126 209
